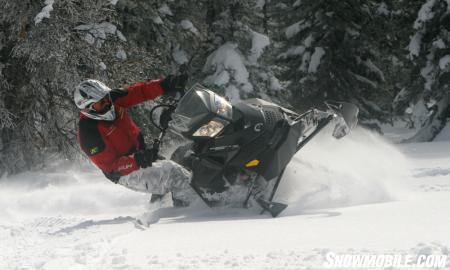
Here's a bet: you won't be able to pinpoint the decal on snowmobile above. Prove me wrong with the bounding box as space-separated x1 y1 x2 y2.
254 123 263 132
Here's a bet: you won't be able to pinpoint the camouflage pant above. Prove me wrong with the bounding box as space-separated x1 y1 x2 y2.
118 160 197 204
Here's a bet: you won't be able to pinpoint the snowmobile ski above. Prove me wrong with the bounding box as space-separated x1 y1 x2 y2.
256 197 288 218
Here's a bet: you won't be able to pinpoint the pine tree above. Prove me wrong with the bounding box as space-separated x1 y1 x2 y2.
275 0 394 121
398 0 450 141
200 0 283 103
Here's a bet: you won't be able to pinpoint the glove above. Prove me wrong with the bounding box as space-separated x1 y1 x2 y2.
160 74 188 97
134 149 158 168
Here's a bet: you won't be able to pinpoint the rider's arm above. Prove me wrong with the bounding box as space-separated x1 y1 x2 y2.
113 79 165 108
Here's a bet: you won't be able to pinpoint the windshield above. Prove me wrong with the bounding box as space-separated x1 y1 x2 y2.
175 89 210 118
169 85 233 137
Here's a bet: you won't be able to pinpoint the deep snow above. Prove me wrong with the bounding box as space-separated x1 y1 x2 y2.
1 128 449 269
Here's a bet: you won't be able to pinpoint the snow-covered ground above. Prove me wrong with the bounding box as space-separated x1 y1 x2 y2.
1 128 449 269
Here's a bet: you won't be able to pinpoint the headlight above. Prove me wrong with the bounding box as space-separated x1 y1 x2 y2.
193 119 227 137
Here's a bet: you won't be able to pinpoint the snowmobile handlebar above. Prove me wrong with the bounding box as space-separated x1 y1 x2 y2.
150 64 189 132
147 90 185 157
149 103 177 132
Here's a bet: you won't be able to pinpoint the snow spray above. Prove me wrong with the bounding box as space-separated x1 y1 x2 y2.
276 127 411 212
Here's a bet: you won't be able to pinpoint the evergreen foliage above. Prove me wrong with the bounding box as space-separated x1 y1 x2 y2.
0 0 449 174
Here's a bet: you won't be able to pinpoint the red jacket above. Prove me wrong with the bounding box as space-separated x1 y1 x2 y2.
77 80 164 180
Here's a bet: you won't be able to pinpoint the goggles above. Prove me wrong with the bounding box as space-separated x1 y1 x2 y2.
86 94 112 114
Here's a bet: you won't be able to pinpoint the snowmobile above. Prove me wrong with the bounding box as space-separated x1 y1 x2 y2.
150 85 359 217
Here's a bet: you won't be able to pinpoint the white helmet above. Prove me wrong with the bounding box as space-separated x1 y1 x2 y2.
74 79 116 121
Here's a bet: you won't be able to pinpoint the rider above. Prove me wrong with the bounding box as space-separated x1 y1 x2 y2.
74 75 196 205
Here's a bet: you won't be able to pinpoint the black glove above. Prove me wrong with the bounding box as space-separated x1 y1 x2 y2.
134 149 158 168
160 74 188 97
